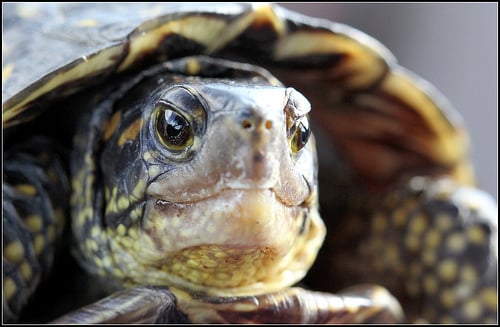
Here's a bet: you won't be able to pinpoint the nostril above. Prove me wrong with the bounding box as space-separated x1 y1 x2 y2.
242 119 253 129
265 120 273 129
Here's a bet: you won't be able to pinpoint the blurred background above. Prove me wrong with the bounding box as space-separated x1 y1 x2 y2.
279 3 498 200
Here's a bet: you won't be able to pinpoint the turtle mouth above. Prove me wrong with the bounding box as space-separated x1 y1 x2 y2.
133 188 313 292
144 188 306 253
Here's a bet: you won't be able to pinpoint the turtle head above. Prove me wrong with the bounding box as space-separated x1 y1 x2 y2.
75 57 325 296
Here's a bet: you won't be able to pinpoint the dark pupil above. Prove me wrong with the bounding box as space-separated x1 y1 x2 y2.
292 119 311 153
158 109 190 146
297 121 310 146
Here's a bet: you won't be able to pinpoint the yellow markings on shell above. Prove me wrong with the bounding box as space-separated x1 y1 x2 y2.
446 232 466 253
24 215 43 233
438 259 458 283
480 288 497 311
20 261 33 282
103 111 122 141
33 235 45 256
3 277 17 301
118 118 143 146
119 16 228 71
15 184 37 196
4 241 25 263
467 225 487 244
2 63 14 83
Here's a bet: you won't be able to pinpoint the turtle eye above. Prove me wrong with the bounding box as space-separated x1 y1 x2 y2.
291 117 311 153
155 106 194 151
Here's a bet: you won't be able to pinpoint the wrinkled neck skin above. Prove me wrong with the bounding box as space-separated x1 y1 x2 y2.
71 70 326 298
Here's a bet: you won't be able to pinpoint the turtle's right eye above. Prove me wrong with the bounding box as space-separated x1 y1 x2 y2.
155 105 194 152
291 117 311 153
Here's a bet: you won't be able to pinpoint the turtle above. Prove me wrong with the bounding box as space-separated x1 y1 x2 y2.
2 2 497 324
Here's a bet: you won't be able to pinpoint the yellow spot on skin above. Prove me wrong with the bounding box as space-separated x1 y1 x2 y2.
480 288 497 311
4 277 17 301
436 213 453 231
460 265 478 283
148 165 161 179
405 235 420 252
424 229 441 249
2 63 14 82
446 233 465 252
463 299 482 320
20 261 33 282
25 215 43 233
91 226 100 238
186 58 201 75
423 275 438 295
128 228 138 240
15 184 37 196
409 214 427 235
422 250 437 265
440 288 457 308
118 118 143 146
117 196 130 211
438 259 457 283
132 180 146 199
467 225 486 244
143 151 153 161
117 224 127 237
34 235 45 256
4 241 24 263
104 111 122 141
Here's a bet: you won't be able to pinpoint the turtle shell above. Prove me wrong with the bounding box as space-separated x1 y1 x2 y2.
3 2 487 324
3 3 472 188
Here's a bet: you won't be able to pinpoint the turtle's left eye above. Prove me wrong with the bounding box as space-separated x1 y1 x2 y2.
155 106 194 152
291 117 311 153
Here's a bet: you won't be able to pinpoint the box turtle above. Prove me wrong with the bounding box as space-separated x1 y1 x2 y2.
3 3 497 324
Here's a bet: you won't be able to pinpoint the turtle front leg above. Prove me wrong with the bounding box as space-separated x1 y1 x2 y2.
3 138 69 322
171 285 404 323
363 176 498 323
50 285 404 323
